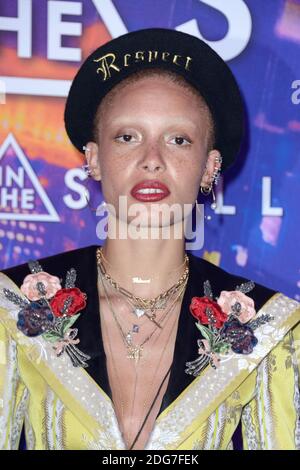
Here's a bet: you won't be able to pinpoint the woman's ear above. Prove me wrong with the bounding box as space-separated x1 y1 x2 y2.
200 149 222 188
84 141 102 181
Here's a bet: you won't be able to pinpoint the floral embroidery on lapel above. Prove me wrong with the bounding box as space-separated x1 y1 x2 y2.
2 258 90 368
185 280 274 376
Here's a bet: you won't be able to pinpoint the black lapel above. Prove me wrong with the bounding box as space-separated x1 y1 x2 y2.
71 246 112 399
156 252 205 416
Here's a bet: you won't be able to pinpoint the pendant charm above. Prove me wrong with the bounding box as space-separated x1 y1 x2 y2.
134 308 145 318
132 324 139 333
127 345 143 363
125 332 143 363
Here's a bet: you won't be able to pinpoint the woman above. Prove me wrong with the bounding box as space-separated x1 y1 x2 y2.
0 28 299 450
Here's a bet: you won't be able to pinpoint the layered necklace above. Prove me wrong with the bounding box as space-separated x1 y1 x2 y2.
96 246 189 364
96 248 189 449
96 246 189 318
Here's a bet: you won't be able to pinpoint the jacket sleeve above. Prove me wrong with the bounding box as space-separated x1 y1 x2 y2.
0 317 28 449
241 321 300 450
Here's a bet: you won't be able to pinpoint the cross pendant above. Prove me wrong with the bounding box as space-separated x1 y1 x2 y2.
127 345 143 364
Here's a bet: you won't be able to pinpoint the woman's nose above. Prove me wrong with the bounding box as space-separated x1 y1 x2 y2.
138 142 166 173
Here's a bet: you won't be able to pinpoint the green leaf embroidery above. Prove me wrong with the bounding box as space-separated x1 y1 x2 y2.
195 322 214 344
61 313 81 335
41 314 81 343
42 332 62 343
213 341 230 354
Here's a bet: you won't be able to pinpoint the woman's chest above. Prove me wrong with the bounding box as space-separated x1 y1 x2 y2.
99 300 182 448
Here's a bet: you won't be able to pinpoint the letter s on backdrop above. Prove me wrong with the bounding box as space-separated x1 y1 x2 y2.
63 168 88 210
176 0 252 61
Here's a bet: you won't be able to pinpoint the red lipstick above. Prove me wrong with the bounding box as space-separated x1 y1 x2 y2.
130 180 170 202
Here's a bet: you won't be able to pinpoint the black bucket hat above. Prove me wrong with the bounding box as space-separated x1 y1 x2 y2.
64 27 244 172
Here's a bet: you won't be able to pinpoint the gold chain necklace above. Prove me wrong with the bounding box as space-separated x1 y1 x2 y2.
99 278 162 341
124 311 180 450
96 246 189 317
99 264 183 335
99 245 188 282
98 274 186 450
98 266 188 363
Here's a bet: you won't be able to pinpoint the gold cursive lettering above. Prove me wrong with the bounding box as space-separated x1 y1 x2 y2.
134 51 145 62
148 50 158 62
184 56 193 71
172 54 182 66
161 51 170 62
123 53 131 67
93 53 120 81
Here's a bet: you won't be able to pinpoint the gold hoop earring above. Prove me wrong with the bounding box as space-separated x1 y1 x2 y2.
200 184 216 210
200 185 212 196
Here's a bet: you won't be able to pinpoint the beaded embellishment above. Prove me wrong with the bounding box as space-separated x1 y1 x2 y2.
2 259 90 368
185 280 274 376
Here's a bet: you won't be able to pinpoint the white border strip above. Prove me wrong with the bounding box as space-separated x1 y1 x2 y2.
0 77 71 97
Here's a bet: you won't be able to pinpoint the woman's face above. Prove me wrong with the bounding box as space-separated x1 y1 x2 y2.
87 75 219 227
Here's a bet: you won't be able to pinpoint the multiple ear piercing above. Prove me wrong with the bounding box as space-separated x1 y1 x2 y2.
81 146 98 211
82 146 94 177
200 154 222 210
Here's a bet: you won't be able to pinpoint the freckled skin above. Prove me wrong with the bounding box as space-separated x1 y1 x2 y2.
86 76 220 227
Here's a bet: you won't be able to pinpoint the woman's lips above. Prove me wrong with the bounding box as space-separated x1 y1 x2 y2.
130 180 170 202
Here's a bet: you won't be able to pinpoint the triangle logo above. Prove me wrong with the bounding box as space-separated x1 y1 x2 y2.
0 133 60 222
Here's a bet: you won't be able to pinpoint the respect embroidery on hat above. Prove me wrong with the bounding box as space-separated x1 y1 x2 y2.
93 50 193 81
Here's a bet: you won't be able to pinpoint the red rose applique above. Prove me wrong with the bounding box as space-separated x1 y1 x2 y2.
189 296 228 328
50 287 87 317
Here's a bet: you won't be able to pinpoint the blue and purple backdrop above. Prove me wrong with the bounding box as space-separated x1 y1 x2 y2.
0 0 299 300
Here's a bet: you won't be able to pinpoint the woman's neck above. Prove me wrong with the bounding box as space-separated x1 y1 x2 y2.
100 237 187 299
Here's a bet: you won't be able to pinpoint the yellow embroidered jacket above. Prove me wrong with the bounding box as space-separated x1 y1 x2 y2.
0 245 299 450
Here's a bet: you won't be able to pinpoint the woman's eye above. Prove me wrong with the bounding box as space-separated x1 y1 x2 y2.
115 134 135 143
170 136 191 146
